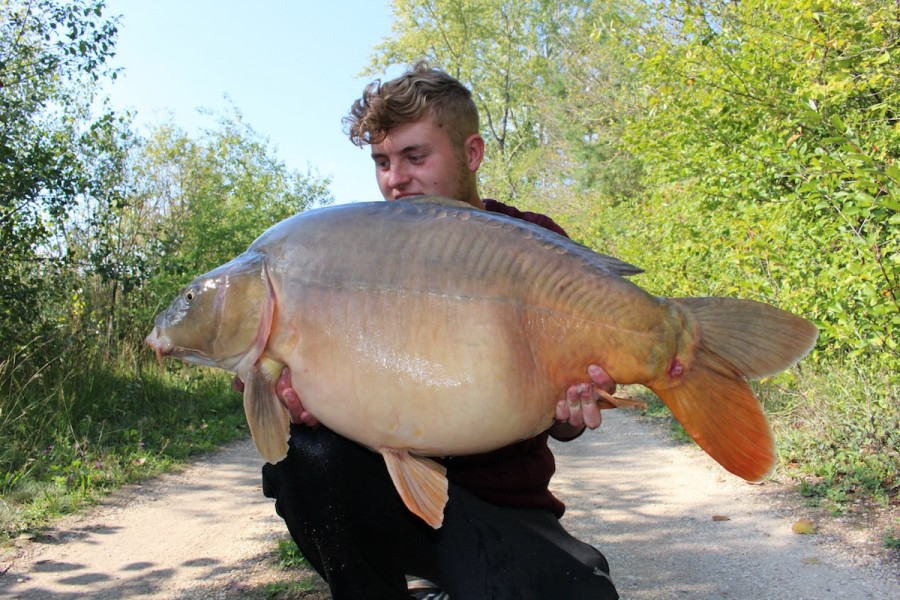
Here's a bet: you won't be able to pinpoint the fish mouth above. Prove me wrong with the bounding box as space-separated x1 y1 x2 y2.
144 326 174 368
144 327 222 369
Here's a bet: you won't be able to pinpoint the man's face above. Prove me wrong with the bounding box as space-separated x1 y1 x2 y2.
370 116 483 207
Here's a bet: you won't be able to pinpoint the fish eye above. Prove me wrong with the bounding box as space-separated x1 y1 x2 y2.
185 289 195 302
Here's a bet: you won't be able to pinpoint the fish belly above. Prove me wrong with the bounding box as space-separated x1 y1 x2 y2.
277 287 558 456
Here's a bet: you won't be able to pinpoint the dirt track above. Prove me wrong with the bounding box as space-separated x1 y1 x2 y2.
2 409 898 599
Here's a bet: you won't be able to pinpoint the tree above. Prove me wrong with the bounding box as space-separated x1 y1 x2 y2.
66 107 333 346
527 2 645 221
617 0 899 372
0 0 119 357
370 0 643 237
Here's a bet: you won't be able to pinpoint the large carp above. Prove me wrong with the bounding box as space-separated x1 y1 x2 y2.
146 197 817 528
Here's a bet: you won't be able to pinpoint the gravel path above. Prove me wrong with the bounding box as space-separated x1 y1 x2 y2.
2 409 898 599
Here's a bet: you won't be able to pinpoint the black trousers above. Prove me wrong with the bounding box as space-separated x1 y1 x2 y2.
262 424 619 600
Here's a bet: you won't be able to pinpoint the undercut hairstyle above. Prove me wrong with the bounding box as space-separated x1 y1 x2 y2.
344 61 480 149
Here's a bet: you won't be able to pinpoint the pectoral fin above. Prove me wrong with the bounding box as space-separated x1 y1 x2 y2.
380 449 449 529
243 362 291 464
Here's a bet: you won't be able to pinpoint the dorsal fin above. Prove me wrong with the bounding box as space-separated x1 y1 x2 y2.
405 195 644 277
406 195 475 210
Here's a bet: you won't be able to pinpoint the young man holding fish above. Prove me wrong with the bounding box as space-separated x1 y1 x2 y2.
260 62 620 599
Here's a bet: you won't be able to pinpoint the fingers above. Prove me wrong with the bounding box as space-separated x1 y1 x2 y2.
565 383 588 428
282 386 320 427
581 394 603 430
555 398 570 422
274 368 319 427
573 382 602 430
588 364 616 395
557 364 615 431
234 369 318 427
559 382 603 430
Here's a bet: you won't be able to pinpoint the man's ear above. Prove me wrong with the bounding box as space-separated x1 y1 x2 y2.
465 134 485 172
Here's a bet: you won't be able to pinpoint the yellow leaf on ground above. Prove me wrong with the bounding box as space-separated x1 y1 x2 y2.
792 518 816 534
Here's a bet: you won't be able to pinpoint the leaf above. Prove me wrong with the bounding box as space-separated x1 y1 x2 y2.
792 518 817 534
877 196 900 212
830 114 846 132
886 163 900 183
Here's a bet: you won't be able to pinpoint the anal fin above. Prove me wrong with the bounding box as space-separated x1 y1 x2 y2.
380 449 449 529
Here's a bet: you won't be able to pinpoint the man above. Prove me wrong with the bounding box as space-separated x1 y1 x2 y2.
261 62 619 599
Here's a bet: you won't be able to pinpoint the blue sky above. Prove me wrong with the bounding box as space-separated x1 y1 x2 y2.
102 1 400 204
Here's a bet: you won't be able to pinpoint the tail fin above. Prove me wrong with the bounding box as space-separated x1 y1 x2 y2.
650 298 818 481
672 297 818 380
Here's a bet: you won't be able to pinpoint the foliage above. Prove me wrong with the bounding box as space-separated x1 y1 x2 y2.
759 363 899 505
614 0 899 375
274 537 310 570
0 0 119 360
0 1 333 538
65 107 333 347
531 2 646 207
885 531 900 550
0 102 331 535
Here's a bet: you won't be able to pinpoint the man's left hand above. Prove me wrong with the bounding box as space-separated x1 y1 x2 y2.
550 364 615 439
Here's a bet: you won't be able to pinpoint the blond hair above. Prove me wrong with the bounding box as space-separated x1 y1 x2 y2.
344 61 479 148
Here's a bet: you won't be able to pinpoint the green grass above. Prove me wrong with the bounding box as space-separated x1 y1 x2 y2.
0 340 248 542
759 363 900 510
265 537 325 598
275 537 310 570
885 531 900 550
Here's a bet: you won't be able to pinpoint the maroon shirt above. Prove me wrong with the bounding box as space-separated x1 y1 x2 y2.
435 199 571 518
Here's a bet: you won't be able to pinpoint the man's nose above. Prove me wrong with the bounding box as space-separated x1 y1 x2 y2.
386 163 411 188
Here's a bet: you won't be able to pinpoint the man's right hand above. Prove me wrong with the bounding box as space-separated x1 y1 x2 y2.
232 368 319 427
274 368 319 427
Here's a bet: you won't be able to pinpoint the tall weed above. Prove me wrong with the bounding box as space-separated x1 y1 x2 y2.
0 337 247 540
760 362 900 507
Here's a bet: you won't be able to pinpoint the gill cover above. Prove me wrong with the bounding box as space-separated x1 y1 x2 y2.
150 251 273 371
